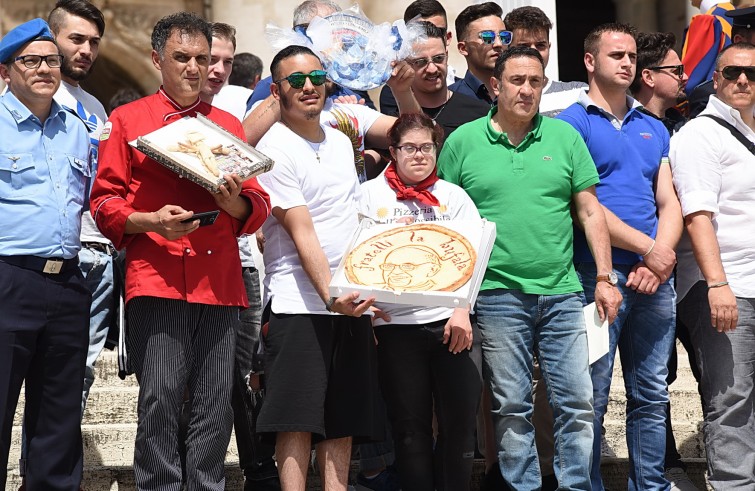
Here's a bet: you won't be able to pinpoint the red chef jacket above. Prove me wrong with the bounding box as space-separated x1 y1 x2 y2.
91 87 270 306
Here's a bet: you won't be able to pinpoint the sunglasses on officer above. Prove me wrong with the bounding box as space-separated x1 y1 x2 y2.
274 70 328 89
717 65 755 82
477 30 513 45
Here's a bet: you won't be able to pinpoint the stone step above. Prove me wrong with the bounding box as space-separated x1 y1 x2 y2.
602 420 705 459
6 424 239 471
605 389 704 423
2 459 710 491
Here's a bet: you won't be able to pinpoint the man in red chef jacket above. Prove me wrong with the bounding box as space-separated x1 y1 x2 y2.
89 12 270 490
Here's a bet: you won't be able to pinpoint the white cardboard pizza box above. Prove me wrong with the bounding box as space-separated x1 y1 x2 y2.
329 218 496 308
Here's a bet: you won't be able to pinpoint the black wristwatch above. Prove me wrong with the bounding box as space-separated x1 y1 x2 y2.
325 297 336 312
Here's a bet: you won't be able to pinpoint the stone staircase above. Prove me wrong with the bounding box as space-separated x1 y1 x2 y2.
6 341 707 490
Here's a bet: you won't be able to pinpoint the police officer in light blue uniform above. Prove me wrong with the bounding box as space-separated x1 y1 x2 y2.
0 18 91 490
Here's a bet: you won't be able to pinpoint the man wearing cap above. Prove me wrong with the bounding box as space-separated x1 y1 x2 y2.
0 18 91 490
670 41 755 490
89 12 270 489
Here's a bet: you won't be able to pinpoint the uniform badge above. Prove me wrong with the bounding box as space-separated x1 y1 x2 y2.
100 121 112 141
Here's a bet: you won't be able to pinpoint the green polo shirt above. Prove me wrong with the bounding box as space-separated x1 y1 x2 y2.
437 107 599 295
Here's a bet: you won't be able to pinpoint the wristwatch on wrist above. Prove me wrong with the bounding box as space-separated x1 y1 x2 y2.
325 297 336 312
596 272 619 286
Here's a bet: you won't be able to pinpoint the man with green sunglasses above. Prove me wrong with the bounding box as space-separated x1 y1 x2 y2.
450 1 509 104
254 44 385 491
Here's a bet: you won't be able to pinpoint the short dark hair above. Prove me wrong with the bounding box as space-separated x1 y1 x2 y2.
404 0 447 23
503 6 552 36
455 2 503 41
414 21 447 42
211 22 236 50
270 45 321 81
229 52 263 87
584 22 636 56
493 45 543 79
630 31 676 94
108 87 142 113
151 12 212 58
715 41 755 70
388 112 444 151
48 0 105 37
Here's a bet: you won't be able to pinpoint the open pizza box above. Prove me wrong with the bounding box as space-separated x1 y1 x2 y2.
329 218 496 308
129 114 274 193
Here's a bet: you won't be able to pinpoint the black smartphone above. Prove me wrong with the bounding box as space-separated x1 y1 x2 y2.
180 210 220 227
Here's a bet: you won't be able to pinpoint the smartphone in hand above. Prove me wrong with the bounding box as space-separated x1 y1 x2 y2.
180 210 220 227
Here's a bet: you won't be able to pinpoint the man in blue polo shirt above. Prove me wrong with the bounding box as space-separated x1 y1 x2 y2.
0 18 91 490
558 23 683 491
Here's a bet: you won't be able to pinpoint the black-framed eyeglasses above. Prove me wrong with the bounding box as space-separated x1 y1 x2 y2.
647 64 684 78
407 53 447 69
396 143 435 156
477 30 512 45
14 54 64 69
718 65 755 81
274 69 328 89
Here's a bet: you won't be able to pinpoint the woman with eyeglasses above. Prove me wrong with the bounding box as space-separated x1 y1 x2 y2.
358 113 483 491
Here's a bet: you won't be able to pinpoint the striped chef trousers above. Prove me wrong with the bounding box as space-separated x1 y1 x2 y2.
127 296 239 491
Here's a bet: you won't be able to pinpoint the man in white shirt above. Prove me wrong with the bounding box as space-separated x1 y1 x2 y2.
669 41 755 490
255 45 383 491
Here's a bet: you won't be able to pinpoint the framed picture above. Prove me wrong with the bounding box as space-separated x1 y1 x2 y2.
130 114 274 193
329 218 496 308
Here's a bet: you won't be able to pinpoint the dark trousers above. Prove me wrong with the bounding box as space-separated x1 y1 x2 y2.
374 319 482 491
232 267 279 489
0 261 89 490
128 296 238 491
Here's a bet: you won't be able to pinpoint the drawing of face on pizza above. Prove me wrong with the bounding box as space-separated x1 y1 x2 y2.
379 245 442 291
345 223 476 292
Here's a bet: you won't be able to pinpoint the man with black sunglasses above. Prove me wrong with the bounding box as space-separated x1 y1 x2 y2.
0 18 91 490
450 2 510 104
669 41 755 490
630 31 700 491
254 45 385 491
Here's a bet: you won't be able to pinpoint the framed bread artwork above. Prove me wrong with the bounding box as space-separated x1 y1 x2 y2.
330 219 496 308
130 114 274 193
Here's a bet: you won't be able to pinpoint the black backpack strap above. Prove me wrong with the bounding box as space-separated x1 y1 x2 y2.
699 114 755 154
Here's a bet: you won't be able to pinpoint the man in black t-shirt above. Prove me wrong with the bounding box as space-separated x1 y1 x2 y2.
381 22 490 140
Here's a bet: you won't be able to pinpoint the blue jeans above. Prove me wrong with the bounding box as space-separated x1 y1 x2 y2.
476 289 594 491
576 263 675 491
78 246 116 411
680 281 755 490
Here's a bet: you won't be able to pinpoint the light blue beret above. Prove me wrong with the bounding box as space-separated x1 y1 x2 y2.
0 18 56 64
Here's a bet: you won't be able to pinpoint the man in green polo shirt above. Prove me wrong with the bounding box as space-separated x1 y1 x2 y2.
437 46 622 490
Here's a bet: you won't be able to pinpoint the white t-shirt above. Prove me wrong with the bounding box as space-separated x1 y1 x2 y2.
54 81 110 244
359 173 481 326
539 79 587 118
251 98 382 183
256 122 361 314
212 84 253 122
670 95 755 300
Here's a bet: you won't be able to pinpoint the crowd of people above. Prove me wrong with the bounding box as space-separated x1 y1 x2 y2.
1 0 754 491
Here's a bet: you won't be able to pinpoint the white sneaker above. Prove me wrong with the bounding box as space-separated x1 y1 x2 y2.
600 437 617 460
665 467 699 491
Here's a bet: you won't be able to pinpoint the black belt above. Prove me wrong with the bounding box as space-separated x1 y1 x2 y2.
82 242 117 256
0 255 79 274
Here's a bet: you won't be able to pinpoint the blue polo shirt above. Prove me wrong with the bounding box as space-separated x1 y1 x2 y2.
558 91 669 265
449 70 494 104
0 91 90 259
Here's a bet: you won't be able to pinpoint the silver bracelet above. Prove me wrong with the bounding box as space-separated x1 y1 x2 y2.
708 281 729 289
